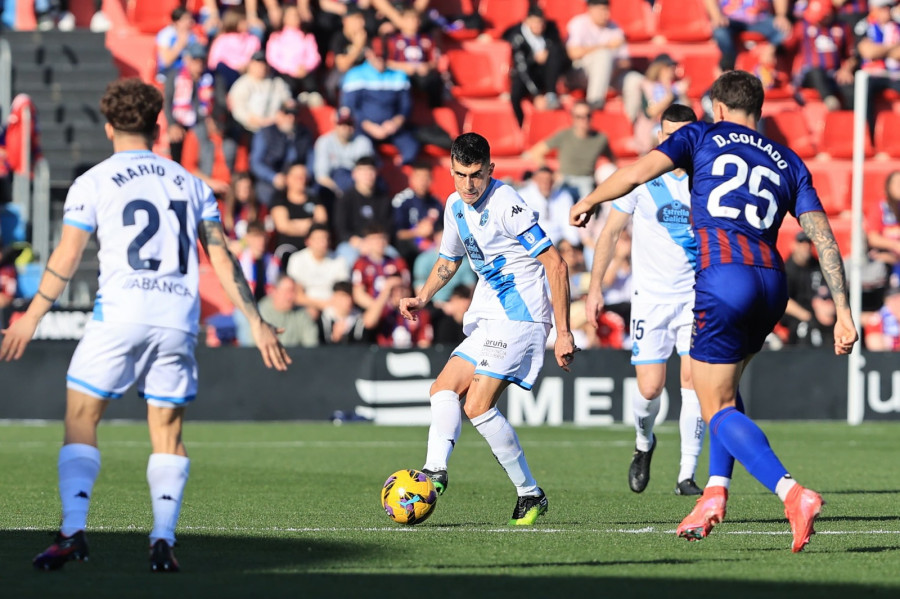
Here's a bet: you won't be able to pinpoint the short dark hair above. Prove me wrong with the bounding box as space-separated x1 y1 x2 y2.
246 221 267 236
308 223 330 236
171 7 188 21
661 103 698 125
709 70 765 120
362 223 388 237
100 78 162 138
354 155 378 169
450 132 491 167
333 281 352 295
450 284 472 300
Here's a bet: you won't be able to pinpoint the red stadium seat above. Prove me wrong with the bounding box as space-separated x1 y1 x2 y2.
818 110 873 159
127 0 181 35
875 111 900 158
523 109 571 150
807 161 851 216
679 51 720 99
478 0 530 39
761 110 816 158
430 160 456 202
828 217 853 257
860 161 900 213
446 41 511 98
610 0 655 42
540 0 585 40
462 102 524 156
654 0 713 43
590 109 638 158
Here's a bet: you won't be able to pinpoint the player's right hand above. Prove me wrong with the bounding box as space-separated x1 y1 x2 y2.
833 309 858 356
399 297 424 321
0 316 39 361
569 200 594 227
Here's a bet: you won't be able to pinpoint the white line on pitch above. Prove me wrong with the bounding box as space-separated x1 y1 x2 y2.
0 440 632 449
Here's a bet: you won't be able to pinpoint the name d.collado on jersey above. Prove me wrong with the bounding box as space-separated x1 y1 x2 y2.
711 131 789 170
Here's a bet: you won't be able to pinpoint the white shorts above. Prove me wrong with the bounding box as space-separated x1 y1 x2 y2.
629 300 693 365
452 319 551 390
67 320 198 408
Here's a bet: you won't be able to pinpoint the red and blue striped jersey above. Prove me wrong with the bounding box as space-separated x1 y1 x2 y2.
654 121 824 272
795 20 852 74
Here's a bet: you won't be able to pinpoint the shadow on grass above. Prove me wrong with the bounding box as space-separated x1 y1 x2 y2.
2 530 898 599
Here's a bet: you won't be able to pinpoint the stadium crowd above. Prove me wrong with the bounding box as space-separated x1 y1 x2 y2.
2 0 900 351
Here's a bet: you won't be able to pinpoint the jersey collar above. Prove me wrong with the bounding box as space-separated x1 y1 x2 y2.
468 178 497 211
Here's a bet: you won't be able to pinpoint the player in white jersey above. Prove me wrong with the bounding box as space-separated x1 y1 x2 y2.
0 79 290 572
586 105 705 496
400 133 576 525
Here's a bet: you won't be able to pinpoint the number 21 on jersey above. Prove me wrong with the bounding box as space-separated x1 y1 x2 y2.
123 199 190 274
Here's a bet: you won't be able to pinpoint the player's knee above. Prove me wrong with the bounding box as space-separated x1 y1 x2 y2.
637 379 664 400
463 401 489 421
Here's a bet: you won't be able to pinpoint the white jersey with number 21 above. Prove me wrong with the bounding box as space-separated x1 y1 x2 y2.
62 149 220 334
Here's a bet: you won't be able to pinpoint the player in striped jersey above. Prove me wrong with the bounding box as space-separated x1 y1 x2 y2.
571 70 857 552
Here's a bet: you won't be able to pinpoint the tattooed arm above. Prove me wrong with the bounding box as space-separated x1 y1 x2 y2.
798 210 859 355
200 220 291 371
398 257 461 321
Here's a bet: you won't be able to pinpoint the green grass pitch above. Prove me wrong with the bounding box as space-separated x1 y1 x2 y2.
1 421 898 598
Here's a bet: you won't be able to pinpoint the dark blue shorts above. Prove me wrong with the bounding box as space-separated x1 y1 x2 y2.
690 264 788 364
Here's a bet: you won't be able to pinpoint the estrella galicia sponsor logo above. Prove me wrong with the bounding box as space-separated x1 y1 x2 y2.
464 236 484 262
479 209 490 226
123 277 195 297
656 201 691 228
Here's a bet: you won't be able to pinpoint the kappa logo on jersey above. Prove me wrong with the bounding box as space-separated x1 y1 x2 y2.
650 179 664 188
479 209 490 226
479 360 489 367
456 210 463 219
463 235 484 262
656 201 691 228
510 205 524 216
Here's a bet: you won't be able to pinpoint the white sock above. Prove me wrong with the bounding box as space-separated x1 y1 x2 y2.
58 443 101 537
678 388 705 482
147 454 190 546
776 475 798 502
707 476 731 490
471 407 538 497
633 393 661 452
423 390 462 472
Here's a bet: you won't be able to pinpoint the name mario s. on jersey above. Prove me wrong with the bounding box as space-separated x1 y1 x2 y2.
711 131 789 170
122 277 195 297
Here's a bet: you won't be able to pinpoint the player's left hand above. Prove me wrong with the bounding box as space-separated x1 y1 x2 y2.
554 331 579 372
251 320 292 371
399 297 425 321
833 310 858 356
570 200 594 228
0 316 39 361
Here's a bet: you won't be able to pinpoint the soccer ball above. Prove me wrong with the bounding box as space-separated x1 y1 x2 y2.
381 469 438 525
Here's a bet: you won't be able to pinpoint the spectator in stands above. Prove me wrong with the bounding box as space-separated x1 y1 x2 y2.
319 281 367 344
250 99 314 205
518 167 580 247
156 7 199 82
565 0 642 116
370 0 429 33
351 225 410 310
856 0 900 104
238 221 281 302
523 100 615 200
271 162 329 266
704 0 792 72
33 0 109 31
0 242 17 328
164 43 216 178
235 274 319 347
865 283 900 350
200 0 283 35
412 229 477 306
384 7 444 108
833 0 869 28
781 232 834 347
429 283 472 346
325 5 371 103
333 155 393 265
313 108 376 198
207 8 262 91
558 239 590 300
226 51 293 170
222 172 268 244
601 227 633 332
267 5 324 105
790 0 857 111
866 170 900 285
633 54 691 155
286 224 350 314
341 38 420 165
363 273 432 348
392 162 443 266
503 5 567 127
